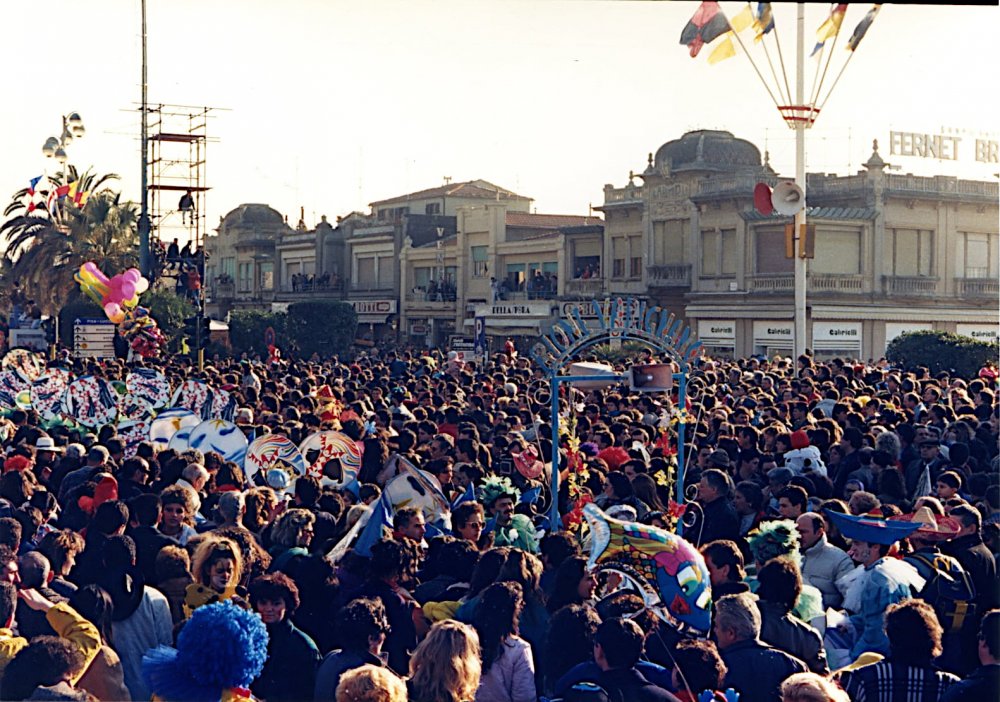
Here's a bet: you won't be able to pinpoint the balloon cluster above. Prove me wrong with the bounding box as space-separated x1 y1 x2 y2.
74 262 164 358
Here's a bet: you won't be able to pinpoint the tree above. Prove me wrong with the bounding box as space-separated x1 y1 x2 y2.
143 289 196 353
2 169 137 314
229 310 286 356
286 301 357 359
886 330 999 377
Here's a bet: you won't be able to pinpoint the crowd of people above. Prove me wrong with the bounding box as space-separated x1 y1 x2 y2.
0 343 995 702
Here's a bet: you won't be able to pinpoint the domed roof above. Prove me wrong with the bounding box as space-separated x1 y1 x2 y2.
222 204 284 228
654 130 762 174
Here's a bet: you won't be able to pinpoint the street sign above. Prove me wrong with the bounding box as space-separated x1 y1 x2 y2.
473 316 487 362
73 318 115 359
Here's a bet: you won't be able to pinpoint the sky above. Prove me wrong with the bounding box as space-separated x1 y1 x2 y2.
2 1 997 244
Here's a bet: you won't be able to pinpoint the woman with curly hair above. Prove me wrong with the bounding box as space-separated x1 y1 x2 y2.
267 507 315 574
408 620 482 702
543 603 602 696
242 486 278 535
183 534 244 618
473 582 535 702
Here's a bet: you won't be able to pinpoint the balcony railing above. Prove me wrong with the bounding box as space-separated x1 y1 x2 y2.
647 264 691 287
747 275 795 293
886 174 999 200
603 184 643 204
956 278 1000 298
405 290 457 305
806 174 869 197
565 279 605 296
885 276 939 296
810 274 865 293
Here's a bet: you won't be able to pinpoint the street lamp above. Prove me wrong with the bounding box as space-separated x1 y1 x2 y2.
42 111 85 177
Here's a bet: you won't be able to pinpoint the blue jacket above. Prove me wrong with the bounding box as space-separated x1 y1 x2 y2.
848 559 913 660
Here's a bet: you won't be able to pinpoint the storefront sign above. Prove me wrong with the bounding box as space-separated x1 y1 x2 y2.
885 322 932 344
477 302 552 318
956 324 999 342
409 321 428 336
813 321 862 350
753 321 793 343
697 320 735 346
350 299 397 315
560 301 601 320
889 130 999 163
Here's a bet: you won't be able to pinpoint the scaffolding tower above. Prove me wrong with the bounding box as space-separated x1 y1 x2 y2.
146 104 217 259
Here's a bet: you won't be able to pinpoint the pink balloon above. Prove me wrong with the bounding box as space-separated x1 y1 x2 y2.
120 281 136 300
104 302 123 322
124 269 141 282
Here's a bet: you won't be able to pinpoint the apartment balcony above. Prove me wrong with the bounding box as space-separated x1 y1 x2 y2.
885 276 939 297
956 278 999 299
564 279 606 296
647 264 691 288
885 174 999 202
746 274 865 294
405 290 457 311
212 281 236 300
601 183 643 207
274 280 345 301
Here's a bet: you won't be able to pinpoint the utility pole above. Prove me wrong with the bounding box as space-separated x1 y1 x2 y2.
793 3 808 359
138 0 151 278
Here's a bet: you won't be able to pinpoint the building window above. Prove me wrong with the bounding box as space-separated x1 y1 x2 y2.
471 246 488 277
260 262 274 291
630 256 643 278
701 230 718 276
221 257 236 279
238 262 252 292
506 263 525 291
720 229 737 275
960 232 998 278
892 229 933 277
654 219 688 264
813 229 861 275
612 237 626 279
356 256 376 288
754 226 793 274
425 203 441 215
413 267 432 291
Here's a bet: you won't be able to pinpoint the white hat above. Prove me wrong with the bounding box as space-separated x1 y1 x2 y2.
34 437 64 453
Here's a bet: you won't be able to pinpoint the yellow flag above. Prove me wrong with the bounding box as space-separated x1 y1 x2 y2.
730 5 754 33
708 33 737 64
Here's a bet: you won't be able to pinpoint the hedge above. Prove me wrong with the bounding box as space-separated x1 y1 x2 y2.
886 330 999 377
285 300 357 359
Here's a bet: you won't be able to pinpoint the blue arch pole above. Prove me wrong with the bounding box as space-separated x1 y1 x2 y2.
548 370 688 533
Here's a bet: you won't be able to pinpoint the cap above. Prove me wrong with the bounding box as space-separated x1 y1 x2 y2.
707 449 731 468
767 467 794 484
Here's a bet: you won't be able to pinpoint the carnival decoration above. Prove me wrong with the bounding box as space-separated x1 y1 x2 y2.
63 375 119 428
0 370 30 410
2 349 44 382
118 417 152 458
298 430 363 489
384 456 451 526
118 392 154 423
187 419 248 465
74 262 165 358
211 387 237 423
149 407 202 449
29 367 70 418
825 509 921 546
170 380 214 419
126 368 172 409
582 503 712 636
245 434 307 491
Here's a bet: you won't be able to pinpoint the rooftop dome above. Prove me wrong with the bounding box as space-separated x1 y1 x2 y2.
222 204 285 228
654 130 762 174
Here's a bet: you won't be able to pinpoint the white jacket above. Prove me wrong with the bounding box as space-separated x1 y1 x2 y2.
475 636 536 702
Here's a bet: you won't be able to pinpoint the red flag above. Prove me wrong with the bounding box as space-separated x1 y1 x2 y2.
680 1 732 58
55 185 70 199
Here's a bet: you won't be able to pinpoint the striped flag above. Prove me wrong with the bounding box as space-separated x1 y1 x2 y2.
847 4 881 52
812 4 847 56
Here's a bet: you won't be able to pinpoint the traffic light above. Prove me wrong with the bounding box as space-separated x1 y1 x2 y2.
629 364 675 392
182 314 211 355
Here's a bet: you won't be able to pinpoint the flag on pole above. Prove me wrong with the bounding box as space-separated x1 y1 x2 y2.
680 1 732 58
68 181 78 201
812 4 847 56
27 175 42 195
451 482 476 510
353 491 394 558
707 4 755 64
846 4 881 51
75 190 91 207
754 3 775 42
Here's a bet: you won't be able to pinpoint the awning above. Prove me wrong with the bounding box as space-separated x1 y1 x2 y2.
358 314 390 324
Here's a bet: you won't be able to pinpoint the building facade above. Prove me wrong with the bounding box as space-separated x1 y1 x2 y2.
597 130 999 360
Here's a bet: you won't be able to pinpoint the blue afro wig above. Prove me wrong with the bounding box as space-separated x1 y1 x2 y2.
142 600 269 702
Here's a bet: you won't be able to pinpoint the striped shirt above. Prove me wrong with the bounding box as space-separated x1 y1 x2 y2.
841 661 960 702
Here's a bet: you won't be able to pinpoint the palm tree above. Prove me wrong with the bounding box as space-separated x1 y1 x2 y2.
2 168 139 314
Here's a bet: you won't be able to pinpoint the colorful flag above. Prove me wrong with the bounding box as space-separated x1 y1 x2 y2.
754 2 775 42
812 3 847 56
68 181 78 201
397 456 451 516
55 185 70 199
353 492 394 558
75 190 90 207
708 35 737 64
680 1 732 58
451 482 476 510
707 5 752 65
27 175 42 195
847 4 881 51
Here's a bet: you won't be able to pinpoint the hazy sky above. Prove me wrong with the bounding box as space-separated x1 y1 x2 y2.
2 1 997 241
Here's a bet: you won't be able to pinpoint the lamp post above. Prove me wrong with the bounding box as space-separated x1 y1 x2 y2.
41 112 85 194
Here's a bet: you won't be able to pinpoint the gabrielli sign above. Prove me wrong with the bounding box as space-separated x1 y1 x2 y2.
889 130 999 163
477 302 551 318
530 297 700 375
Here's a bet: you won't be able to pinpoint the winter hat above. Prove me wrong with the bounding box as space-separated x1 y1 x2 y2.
790 430 810 450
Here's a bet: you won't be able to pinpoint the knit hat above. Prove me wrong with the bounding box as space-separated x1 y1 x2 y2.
790 430 810 450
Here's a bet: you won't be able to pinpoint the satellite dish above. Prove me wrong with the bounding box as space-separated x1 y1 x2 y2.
771 181 805 216
753 182 774 216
